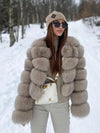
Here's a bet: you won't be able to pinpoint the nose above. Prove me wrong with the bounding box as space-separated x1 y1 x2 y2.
59 23 63 28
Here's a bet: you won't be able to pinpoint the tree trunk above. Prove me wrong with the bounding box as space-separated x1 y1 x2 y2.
38 2 44 29
49 0 53 13
20 0 25 39
16 1 20 42
35 3 39 23
9 0 15 47
0 32 2 43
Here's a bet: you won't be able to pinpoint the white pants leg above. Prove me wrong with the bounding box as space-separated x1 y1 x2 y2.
50 102 70 133
30 101 70 133
30 105 49 133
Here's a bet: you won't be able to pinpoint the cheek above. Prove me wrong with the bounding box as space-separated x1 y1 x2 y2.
54 29 57 35
52 25 57 34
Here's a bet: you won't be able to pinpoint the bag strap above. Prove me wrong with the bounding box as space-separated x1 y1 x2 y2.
46 73 59 82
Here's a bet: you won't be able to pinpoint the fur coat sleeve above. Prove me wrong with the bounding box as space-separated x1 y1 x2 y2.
69 38 90 117
12 48 34 124
12 38 51 124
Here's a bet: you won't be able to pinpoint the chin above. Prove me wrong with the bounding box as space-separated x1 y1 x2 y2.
57 33 63 36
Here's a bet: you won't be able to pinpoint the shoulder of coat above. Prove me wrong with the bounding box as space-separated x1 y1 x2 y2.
65 36 80 47
62 36 84 58
31 37 46 47
29 37 51 59
66 36 84 55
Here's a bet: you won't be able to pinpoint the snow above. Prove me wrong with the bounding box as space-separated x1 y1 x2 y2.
74 0 80 5
0 19 100 133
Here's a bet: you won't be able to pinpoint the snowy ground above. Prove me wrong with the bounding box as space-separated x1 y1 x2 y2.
0 19 100 133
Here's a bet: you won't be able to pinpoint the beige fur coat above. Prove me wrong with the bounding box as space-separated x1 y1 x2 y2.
12 36 90 124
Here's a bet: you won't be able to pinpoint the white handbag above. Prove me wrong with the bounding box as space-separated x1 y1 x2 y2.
35 73 59 105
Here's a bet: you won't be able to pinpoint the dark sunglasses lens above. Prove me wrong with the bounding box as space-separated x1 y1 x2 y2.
54 22 60 27
62 22 68 28
53 21 68 28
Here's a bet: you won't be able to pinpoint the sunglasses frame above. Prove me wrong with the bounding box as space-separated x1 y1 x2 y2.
52 21 68 29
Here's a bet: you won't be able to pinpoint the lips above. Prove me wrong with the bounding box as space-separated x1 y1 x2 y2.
57 30 63 33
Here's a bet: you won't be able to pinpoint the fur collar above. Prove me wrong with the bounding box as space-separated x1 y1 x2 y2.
30 36 81 59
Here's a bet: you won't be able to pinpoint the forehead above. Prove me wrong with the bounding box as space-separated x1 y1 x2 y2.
54 19 65 23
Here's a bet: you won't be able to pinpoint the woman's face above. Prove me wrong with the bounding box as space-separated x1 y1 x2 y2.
52 19 66 37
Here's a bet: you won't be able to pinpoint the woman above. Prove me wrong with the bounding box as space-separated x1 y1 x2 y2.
12 11 90 133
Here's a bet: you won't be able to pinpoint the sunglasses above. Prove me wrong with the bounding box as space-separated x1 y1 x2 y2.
52 21 68 29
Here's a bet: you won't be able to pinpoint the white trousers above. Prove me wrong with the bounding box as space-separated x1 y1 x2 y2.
30 101 70 133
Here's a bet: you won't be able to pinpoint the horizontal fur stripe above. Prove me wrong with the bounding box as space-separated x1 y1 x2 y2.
62 69 76 83
74 79 87 91
12 110 33 124
75 69 87 80
61 36 81 57
21 70 31 83
71 90 88 104
61 45 73 57
30 68 47 85
29 82 42 100
62 82 74 96
32 58 49 71
31 47 51 59
31 38 46 47
71 102 90 117
15 95 34 110
27 48 32 60
24 59 33 71
76 57 86 69
62 57 78 70
18 82 30 96
77 45 84 58
66 36 80 47
72 46 79 57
